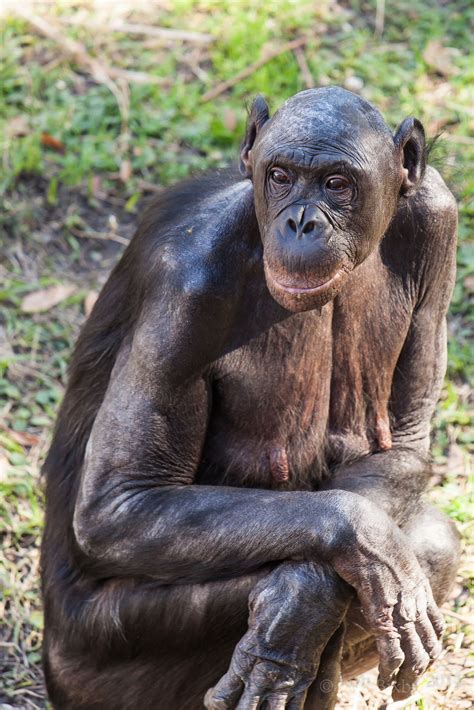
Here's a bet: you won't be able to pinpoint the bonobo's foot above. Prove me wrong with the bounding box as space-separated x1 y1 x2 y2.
205 562 351 709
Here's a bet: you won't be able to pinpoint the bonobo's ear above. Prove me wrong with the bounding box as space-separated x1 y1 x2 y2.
394 117 427 197
240 95 270 178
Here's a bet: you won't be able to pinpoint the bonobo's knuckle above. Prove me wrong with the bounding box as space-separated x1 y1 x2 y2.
204 689 230 710
258 661 295 688
372 609 397 634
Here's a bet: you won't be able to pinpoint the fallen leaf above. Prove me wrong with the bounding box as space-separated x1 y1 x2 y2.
423 40 459 77
5 429 41 447
84 290 99 316
41 132 65 152
223 108 237 132
91 175 103 197
344 75 364 92
9 115 29 138
0 453 10 481
21 284 76 313
120 159 132 182
463 274 474 294
447 442 468 476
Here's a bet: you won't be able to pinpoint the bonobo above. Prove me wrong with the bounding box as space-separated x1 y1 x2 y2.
42 87 460 710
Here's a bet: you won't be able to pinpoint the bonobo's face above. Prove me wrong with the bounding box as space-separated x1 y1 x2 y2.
240 88 426 312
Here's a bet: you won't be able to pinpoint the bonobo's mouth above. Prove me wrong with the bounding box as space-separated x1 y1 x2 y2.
264 263 350 312
266 269 346 295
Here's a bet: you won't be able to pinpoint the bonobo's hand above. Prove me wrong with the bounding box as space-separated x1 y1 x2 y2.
332 498 445 701
205 562 350 710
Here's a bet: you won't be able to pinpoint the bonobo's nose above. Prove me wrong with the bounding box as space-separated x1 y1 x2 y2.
281 204 331 241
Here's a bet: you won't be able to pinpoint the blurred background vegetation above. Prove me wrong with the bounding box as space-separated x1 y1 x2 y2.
0 1 472 708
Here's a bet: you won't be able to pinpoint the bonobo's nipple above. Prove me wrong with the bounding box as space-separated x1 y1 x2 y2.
375 413 392 451
268 445 289 482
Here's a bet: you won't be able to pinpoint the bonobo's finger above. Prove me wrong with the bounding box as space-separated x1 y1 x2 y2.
265 693 288 709
426 596 445 638
375 633 405 689
415 609 443 661
392 621 430 701
205 670 244 710
235 683 262 710
286 691 307 710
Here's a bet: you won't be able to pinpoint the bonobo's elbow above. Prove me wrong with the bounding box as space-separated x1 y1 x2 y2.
72 486 133 563
72 484 181 578
72 499 109 560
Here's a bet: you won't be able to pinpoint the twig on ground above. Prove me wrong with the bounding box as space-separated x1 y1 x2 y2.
442 607 473 625
383 693 423 709
107 68 168 86
202 36 308 102
69 227 130 246
8 362 65 393
136 179 163 193
375 0 385 37
63 17 213 44
294 46 314 88
110 22 212 44
442 134 474 145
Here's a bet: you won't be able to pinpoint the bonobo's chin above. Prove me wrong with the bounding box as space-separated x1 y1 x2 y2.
263 262 349 313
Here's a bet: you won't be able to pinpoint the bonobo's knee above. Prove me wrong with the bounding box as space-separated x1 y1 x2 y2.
404 504 460 604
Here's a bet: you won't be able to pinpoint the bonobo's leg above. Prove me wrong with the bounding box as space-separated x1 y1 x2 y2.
44 572 268 710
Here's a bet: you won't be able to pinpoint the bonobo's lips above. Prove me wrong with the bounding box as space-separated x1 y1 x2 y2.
263 262 350 312
266 268 346 295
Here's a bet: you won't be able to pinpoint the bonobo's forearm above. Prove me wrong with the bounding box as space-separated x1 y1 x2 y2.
321 448 428 523
73 485 364 583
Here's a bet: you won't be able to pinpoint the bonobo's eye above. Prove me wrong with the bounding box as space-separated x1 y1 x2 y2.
325 175 353 200
269 168 292 186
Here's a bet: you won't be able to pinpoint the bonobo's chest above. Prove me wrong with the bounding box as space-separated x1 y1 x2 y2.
197 252 413 490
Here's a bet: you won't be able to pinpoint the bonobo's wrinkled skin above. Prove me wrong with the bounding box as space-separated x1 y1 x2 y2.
41 88 460 710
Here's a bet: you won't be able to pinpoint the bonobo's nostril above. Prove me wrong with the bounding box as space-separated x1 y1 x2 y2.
302 221 315 234
287 218 297 233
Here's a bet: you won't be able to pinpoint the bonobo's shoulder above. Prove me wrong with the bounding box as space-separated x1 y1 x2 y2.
391 166 457 253
384 166 457 296
133 168 258 299
414 166 457 221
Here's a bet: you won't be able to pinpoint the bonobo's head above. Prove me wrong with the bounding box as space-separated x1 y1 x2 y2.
240 87 426 312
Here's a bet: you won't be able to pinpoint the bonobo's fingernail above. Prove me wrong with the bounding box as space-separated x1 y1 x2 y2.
203 688 216 708
392 684 416 702
377 671 397 690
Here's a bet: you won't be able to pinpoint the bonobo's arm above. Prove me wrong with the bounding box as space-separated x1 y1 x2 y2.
322 173 457 523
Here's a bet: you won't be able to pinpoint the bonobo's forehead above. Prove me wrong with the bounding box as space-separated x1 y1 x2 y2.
258 87 395 169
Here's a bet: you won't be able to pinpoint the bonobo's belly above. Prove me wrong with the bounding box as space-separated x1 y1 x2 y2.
197 256 413 491
198 305 334 490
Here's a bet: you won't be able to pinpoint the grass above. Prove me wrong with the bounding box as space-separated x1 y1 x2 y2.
0 1 472 708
